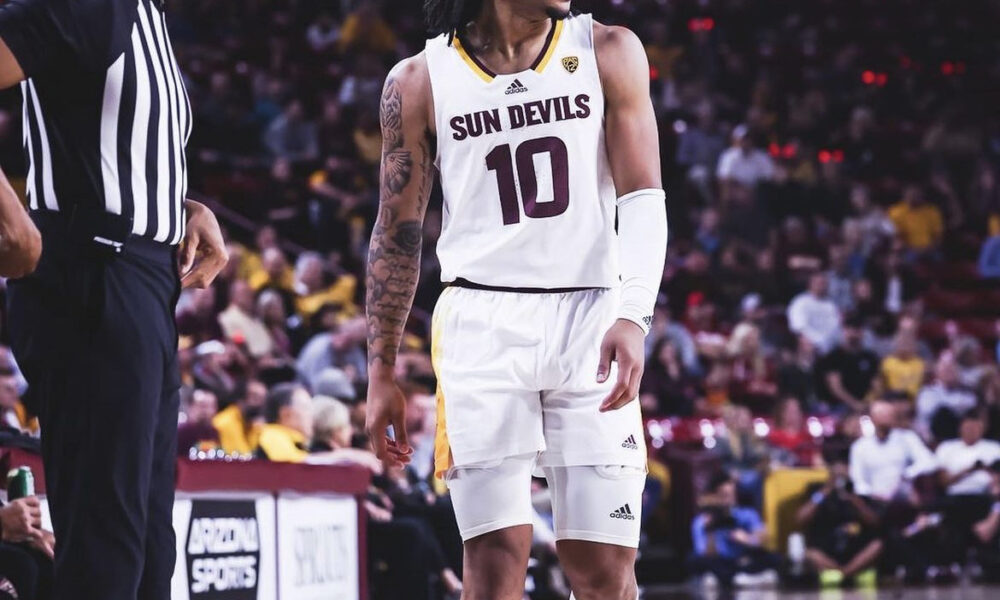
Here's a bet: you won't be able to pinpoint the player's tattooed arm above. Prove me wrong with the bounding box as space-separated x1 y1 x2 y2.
366 56 435 370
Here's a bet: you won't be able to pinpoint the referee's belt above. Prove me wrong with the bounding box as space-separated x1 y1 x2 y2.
30 208 174 264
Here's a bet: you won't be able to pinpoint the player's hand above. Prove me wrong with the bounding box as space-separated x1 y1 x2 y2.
0 497 42 543
366 370 413 467
180 199 229 289
597 318 645 411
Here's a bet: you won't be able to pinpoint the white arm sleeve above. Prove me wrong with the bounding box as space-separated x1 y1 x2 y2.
616 188 668 335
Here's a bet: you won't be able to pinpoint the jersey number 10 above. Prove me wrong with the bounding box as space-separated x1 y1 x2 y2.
485 136 570 225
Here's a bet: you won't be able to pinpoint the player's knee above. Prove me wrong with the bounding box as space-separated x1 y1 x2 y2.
563 555 636 600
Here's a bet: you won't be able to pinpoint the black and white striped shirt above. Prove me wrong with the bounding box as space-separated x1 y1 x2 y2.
0 0 191 244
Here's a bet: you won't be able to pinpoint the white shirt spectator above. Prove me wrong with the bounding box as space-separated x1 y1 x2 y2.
716 146 776 188
935 438 1000 495
915 382 978 440
787 292 842 353
850 428 937 500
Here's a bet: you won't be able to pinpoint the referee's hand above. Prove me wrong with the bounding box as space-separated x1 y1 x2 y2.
180 199 228 288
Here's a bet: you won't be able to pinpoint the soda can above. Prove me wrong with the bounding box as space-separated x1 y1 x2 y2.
6 466 35 500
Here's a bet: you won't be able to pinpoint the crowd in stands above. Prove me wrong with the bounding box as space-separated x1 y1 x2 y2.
0 0 999 597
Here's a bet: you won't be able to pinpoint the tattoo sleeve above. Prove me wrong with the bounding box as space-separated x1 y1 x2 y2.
366 74 434 368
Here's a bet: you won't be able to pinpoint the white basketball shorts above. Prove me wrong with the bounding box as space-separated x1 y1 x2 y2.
429 285 647 478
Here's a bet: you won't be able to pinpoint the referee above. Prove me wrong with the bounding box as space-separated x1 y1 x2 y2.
0 0 228 598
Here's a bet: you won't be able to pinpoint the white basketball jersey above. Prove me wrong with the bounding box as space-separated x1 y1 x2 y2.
425 13 618 289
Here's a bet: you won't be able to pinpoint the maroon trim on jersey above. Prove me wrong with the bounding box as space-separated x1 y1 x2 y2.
529 18 559 70
455 17 559 78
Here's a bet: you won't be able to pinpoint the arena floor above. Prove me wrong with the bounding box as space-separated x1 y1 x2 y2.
642 584 1000 599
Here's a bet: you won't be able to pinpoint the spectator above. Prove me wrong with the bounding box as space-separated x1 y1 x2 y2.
176 287 224 344
639 338 699 416
888 185 944 256
935 410 1000 559
177 389 220 456
677 104 726 202
817 315 879 414
796 450 882 587
777 335 820 411
849 399 937 502
689 471 780 588
337 0 396 55
915 353 978 443
218 280 275 359
768 397 819 467
0 495 54 600
192 341 240 404
263 100 319 163
787 272 842 354
0 367 35 434
717 124 776 203
293 251 358 321
257 382 314 463
880 332 926 400
213 379 267 455
297 317 368 388
715 405 769 509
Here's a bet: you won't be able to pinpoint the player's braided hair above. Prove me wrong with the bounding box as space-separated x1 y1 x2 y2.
423 0 484 44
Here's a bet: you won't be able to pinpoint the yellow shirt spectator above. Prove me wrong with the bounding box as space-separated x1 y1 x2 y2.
881 355 925 398
257 424 309 463
338 7 396 55
212 404 261 456
888 192 943 250
296 274 358 320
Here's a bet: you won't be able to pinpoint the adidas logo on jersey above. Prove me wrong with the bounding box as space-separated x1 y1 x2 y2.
621 434 639 450
610 504 636 520
504 79 529 95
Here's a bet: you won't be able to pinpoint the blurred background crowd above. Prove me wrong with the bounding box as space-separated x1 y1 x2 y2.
1 0 999 597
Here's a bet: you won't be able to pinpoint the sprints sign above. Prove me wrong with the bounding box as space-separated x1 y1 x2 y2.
185 499 261 599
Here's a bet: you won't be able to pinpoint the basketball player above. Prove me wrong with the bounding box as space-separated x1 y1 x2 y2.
366 1 667 598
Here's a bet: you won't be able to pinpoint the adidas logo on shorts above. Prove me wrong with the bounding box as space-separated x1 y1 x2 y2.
505 79 529 95
610 504 636 520
621 434 639 450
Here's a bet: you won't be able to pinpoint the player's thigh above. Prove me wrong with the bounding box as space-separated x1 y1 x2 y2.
445 453 536 542
544 464 645 547
545 464 644 592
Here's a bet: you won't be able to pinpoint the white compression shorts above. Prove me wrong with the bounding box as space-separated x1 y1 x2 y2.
445 453 646 547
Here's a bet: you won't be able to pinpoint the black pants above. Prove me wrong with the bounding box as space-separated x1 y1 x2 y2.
0 542 51 600
7 222 180 600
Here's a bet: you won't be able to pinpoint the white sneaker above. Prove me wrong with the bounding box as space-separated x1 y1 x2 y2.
701 572 719 590
733 569 779 588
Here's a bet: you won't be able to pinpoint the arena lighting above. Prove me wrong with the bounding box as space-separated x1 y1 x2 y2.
753 418 770 438
703 436 717 449
768 142 781 157
941 61 955 75
819 149 845 163
688 17 715 32
781 143 796 159
673 119 687 134
875 72 888 86
807 417 823 438
699 418 716 439
861 70 876 84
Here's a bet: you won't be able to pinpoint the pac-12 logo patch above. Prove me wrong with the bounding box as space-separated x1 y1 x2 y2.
562 56 579 73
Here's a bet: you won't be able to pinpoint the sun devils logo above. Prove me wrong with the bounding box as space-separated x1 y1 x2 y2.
562 56 579 73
